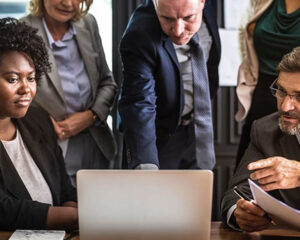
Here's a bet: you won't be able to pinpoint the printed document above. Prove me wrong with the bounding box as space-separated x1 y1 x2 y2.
249 179 300 230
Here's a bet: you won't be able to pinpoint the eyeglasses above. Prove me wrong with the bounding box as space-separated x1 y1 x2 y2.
270 78 300 104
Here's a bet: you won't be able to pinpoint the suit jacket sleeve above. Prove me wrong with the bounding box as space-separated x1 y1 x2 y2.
0 185 50 230
221 119 264 226
119 29 159 168
85 14 118 121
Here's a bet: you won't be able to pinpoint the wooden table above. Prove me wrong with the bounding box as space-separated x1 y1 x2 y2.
1 222 300 240
211 222 300 240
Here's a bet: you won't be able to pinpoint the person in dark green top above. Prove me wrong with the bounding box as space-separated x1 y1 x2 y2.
235 0 300 169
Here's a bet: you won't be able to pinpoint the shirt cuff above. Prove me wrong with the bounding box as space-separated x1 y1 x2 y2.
226 204 242 231
135 164 159 170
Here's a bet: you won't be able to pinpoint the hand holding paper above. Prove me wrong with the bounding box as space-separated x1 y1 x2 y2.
249 179 300 230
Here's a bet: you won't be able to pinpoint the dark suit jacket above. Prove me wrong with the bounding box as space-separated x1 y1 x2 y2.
221 113 300 226
119 0 221 168
0 107 76 230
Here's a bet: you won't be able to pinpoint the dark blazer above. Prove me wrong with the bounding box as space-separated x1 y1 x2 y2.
22 14 118 163
0 107 76 230
119 0 221 168
221 113 300 226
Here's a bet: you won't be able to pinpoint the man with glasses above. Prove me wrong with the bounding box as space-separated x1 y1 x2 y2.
221 47 300 232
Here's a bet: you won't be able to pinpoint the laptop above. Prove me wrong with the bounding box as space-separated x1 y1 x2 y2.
77 170 213 240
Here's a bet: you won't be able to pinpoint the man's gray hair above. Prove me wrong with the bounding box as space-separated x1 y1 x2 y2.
277 47 300 73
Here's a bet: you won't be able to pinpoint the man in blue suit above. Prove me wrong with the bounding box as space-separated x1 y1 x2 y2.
119 0 221 169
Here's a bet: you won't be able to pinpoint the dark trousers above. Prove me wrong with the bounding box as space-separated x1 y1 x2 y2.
235 73 277 170
158 122 197 169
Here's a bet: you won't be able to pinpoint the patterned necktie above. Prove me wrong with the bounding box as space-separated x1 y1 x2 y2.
189 33 215 169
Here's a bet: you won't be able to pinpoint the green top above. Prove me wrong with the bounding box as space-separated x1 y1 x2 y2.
254 0 300 76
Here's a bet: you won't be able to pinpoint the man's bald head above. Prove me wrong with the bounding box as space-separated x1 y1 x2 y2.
153 0 205 45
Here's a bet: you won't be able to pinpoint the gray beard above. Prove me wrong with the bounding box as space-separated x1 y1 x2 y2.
279 118 300 135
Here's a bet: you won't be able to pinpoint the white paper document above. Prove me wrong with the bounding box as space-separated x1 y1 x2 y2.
249 179 300 230
9 230 65 240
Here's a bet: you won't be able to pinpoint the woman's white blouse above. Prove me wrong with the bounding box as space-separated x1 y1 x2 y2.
1 130 53 205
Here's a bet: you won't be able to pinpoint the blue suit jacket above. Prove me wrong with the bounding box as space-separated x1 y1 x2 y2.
119 0 221 168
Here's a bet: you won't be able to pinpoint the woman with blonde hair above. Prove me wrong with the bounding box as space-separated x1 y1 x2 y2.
22 0 118 186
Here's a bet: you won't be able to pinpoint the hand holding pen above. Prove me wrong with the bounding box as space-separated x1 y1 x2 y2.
233 186 275 232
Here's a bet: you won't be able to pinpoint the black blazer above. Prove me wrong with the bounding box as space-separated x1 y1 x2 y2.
0 107 76 230
119 0 221 168
221 113 300 226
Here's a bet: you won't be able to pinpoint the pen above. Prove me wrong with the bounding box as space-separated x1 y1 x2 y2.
233 186 252 201
233 186 275 224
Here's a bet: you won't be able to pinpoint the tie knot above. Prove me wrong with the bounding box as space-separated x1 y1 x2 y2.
189 33 199 47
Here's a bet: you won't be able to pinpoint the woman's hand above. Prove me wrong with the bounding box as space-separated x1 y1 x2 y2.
51 110 96 140
50 116 65 140
47 204 78 231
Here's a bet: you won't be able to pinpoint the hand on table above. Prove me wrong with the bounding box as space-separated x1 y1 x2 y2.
248 156 300 191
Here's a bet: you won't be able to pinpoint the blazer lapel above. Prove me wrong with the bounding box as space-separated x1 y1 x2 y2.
149 0 183 113
162 36 185 117
0 142 31 200
279 134 300 161
162 36 180 71
45 50 66 103
16 119 59 205
74 20 99 99
29 16 66 103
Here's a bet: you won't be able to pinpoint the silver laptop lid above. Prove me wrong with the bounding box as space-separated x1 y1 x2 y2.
77 170 213 240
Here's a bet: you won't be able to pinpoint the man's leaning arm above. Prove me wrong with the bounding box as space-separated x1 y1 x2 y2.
119 30 159 169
